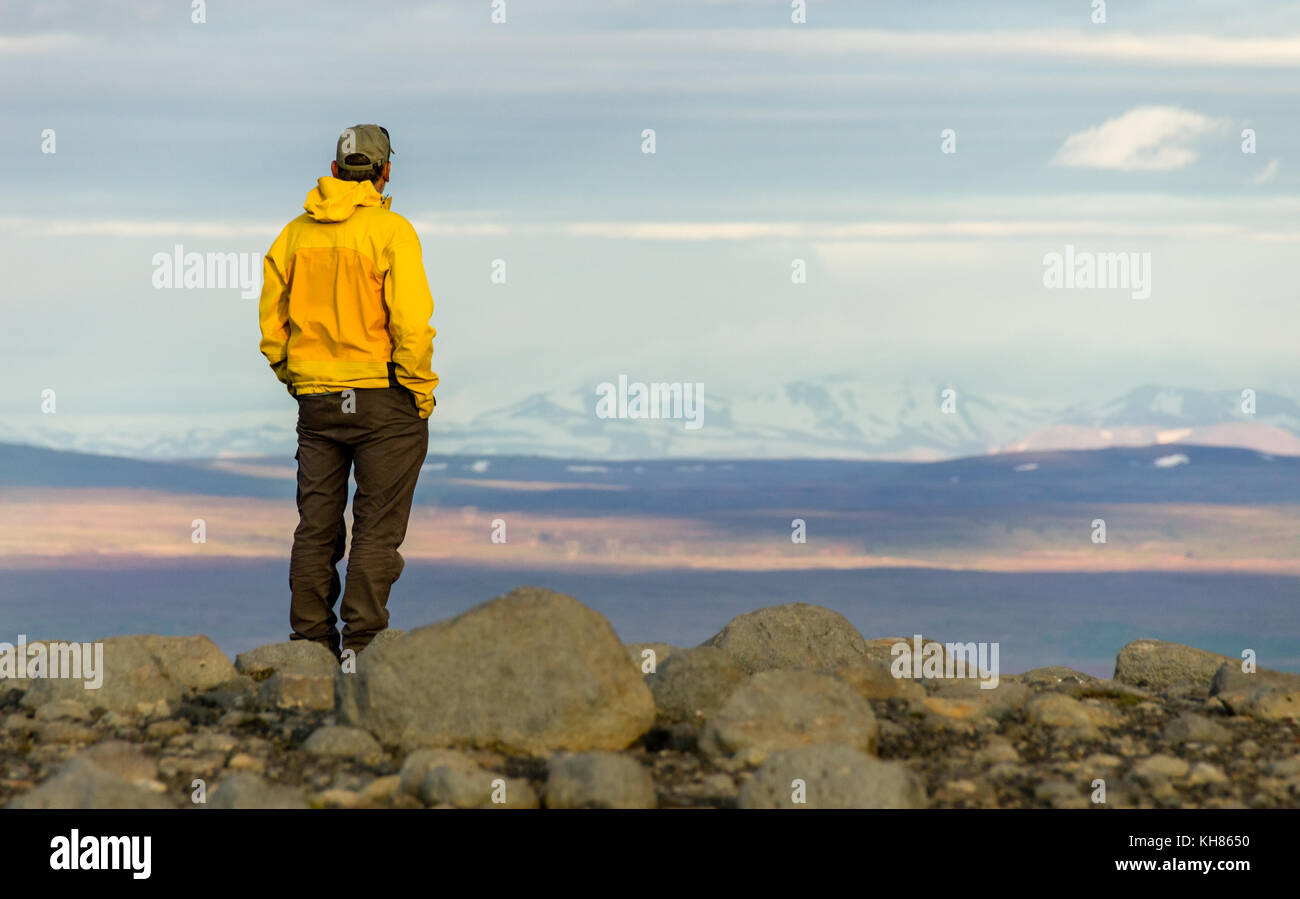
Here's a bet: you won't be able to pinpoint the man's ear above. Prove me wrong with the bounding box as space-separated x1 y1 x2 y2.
382 160 391 182
331 161 339 177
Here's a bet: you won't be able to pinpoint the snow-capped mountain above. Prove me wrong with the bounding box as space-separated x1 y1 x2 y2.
1 382 1297 460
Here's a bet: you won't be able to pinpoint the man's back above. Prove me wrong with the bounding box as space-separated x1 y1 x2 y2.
259 175 438 417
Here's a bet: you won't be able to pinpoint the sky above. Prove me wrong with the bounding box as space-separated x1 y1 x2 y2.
1 0 1299 438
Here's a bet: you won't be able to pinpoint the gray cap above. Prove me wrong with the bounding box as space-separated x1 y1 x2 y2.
335 124 393 178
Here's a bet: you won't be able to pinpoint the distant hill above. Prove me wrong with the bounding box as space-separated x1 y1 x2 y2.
2 440 1296 508
1 382 1297 461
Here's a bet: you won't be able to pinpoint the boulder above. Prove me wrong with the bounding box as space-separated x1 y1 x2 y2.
700 670 878 767
1210 661 1300 695
237 640 338 711
76 740 163 784
1019 666 1096 687
1131 754 1190 784
544 751 657 809
1162 712 1232 745
1216 685 1300 720
861 636 950 673
6 742 170 809
33 699 90 721
399 749 482 795
1210 662 1300 720
236 640 338 678
207 773 309 809
397 748 534 808
258 672 334 711
361 628 406 654
337 587 655 754
1025 693 1119 738
16 635 235 715
647 647 748 723
833 662 926 701
626 642 679 673
1114 639 1233 692
737 745 925 809
701 603 868 674
1188 762 1228 786
300 725 383 763
925 678 1029 721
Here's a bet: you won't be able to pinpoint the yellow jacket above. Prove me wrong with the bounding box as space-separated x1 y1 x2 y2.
258 177 437 417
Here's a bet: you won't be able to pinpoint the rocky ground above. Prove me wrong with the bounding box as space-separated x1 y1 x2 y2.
2 588 1297 809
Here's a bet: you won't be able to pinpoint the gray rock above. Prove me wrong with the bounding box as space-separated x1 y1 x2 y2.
700 670 878 767
207 773 310 809
1187 762 1228 786
544 751 657 809
1114 639 1233 691
75 740 161 784
159 752 225 779
833 661 926 701
1269 756 1300 778
1210 661 1300 695
257 672 334 711
1026 693 1118 736
399 749 537 808
1064 678 1156 703
337 587 654 753
1210 662 1300 720
861 636 948 670
237 641 338 711
197 678 257 711
1034 779 1088 809
648 647 748 723
399 748 482 796
6 756 173 809
17 634 236 715
145 719 188 739
34 719 99 744
737 744 925 809
701 603 868 674
424 764 535 809
362 628 406 653
975 736 1020 765
1019 666 1096 687
33 699 90 721
926 678 1030 721
626 642 679 674
1162 712 1232 745
1219 686 1300 720
236 640 339 678
301 725 383 762
1131 754 1190 784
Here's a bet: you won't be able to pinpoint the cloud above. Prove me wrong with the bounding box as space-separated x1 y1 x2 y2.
3 215 1293 242
0 32 90 54
1252 157 1281 184
1051 106 1227 172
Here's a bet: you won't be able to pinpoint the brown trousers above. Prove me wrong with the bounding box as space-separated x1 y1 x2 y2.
289 385 428 657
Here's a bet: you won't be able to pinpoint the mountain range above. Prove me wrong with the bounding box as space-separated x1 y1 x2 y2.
1 381 1297 461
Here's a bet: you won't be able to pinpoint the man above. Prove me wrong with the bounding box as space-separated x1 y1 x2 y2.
258 124 437 659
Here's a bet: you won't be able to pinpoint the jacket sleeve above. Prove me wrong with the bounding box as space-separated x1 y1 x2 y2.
258 228 294 392
384 225 438 417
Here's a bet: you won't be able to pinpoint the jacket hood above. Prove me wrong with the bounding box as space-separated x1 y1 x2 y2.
303 176 391 222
